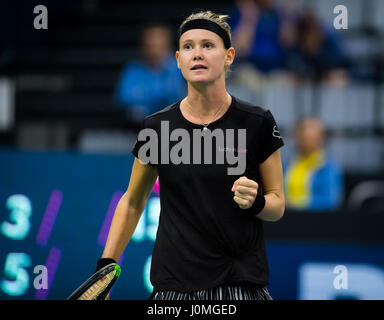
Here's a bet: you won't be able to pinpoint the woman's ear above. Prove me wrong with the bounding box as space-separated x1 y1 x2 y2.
175 51 180 69
225 47 235 69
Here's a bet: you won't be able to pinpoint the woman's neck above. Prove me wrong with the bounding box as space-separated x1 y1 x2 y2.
186 81 229 117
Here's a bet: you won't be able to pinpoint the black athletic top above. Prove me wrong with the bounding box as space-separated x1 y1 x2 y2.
132 95 284 292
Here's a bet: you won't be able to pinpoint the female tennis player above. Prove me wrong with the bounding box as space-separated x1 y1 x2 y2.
96 10 285 300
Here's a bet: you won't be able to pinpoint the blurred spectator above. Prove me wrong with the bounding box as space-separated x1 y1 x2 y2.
229 0 349 87
278 0 301 49
114 21 186 122
284 8 350 86
284 117 343 211
230 0 285 74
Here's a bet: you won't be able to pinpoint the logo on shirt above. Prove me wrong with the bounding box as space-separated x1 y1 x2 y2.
218 147 248 154
137 121 247 175
272 126 281 139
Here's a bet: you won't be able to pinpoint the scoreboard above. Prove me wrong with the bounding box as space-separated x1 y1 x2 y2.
0 148 159 299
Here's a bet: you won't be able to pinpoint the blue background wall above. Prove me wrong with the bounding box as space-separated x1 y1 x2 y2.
0 148 383 300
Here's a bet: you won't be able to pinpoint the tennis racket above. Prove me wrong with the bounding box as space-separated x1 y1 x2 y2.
67 263 121 300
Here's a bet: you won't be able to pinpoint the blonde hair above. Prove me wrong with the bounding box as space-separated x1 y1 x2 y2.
179 10 232 46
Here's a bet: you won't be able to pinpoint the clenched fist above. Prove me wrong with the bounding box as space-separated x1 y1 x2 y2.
231 176 259 209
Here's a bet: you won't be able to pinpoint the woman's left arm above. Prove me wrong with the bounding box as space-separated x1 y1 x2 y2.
232 149 285 222
257 149 285 222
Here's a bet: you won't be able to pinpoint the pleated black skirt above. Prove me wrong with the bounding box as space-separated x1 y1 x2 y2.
149 284 273 300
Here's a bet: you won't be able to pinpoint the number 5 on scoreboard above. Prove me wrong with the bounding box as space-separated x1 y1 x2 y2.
1 253 31 296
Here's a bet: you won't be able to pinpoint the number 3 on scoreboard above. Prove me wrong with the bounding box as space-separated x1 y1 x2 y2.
1 195 32 240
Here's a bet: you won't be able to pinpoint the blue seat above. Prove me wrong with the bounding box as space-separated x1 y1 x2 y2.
318 84 375 130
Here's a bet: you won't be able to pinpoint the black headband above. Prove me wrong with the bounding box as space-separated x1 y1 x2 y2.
178 19 231 49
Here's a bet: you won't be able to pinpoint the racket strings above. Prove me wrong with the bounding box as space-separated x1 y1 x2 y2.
78 271 116 300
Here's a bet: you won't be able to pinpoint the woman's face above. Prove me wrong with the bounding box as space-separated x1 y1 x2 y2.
176 29 234 84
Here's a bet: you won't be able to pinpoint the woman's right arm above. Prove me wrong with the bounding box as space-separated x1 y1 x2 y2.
100 158 158 262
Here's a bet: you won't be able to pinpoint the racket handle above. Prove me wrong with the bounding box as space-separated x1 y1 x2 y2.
95 258 116 273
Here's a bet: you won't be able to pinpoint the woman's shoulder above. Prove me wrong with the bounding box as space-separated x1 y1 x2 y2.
143 101 181 124
231 96 271 119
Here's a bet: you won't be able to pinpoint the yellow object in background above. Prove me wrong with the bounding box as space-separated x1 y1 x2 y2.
285 149 325 209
